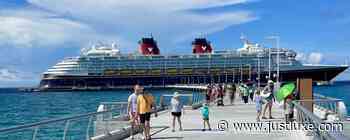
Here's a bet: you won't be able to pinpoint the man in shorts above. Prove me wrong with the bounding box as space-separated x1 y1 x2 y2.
127 84 142 139
137 90 157 140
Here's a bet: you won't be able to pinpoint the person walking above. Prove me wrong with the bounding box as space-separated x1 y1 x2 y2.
254 89 263 121
284 94 295 122
201 103 211 131
137 89 158 140
262 80 275 119
249 83 256 102
127 84 142 139
216 84 224 106
225 84 236 105
205 84 212 104
170 92 184 132
239 83 249 104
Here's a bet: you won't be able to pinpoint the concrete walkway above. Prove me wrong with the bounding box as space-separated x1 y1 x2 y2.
129 97 312 140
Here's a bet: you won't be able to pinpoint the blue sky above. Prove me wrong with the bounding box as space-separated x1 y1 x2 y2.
0 0 349 87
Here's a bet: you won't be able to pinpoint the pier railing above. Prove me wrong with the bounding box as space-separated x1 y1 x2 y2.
0 102 127 140
293 94 348 140
92 91 205 140
0 88 205 140
314 94 348 120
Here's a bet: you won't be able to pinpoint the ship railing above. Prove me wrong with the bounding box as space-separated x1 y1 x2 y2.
0 102 128 140
292 95 348 140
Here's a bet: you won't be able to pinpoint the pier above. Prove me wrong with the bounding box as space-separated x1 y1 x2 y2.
92 93 349 140
0 85 349 140
145 98 304 140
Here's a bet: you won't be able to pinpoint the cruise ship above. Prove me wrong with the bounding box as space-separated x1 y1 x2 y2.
39 36 348 90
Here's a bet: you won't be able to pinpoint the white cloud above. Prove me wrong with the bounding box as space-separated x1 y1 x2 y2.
0 69 17 80
0 9 88 47
27 0 253 13
0 68 36 81
295 52 323 64
24 0 257 52
0 0 259 85
295 52 306 62
0 0 258 52
0 8 132 48
307 52 323 64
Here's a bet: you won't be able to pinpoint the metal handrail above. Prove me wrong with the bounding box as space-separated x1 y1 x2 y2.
300 94 348 121
314 94 340 100
100 102 128 105
293 100 348 140
0 107 122 134
1 87 206 140
293 101 333 140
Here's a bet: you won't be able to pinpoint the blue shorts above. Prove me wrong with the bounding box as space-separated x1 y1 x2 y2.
256 104 262 112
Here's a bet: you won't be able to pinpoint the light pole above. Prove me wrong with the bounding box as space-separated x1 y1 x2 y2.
268 48 271 79
257 53 262 88
266 36 280 88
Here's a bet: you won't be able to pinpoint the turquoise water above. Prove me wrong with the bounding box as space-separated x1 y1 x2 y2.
0 82 349 139
314 81 350 113
0 89 201 139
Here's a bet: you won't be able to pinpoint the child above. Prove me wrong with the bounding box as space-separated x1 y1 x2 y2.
254 89 263 121
284 94 294 122
201 103 211 131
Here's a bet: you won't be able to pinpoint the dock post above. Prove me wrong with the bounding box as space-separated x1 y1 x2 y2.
159 95 165 109
189 93 193 106
297 78 313 112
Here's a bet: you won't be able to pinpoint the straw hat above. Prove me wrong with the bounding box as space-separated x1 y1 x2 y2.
173 92 180 98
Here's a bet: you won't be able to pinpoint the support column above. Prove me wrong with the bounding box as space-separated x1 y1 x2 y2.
297 78 313 112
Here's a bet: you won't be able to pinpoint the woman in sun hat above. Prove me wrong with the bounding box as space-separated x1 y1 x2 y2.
170 91 184 132
262 80 275 119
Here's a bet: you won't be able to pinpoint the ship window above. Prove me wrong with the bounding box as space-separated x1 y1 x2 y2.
168 55 179 59
151 56 164 59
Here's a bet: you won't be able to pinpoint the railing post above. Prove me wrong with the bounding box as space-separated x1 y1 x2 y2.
337 101 348 121
104 116 110 135
159 95 164 109
189 93 193 106
97 105 105 121
86 116 93 140
32 126 39 140
119 104 123 117
62 120 71 140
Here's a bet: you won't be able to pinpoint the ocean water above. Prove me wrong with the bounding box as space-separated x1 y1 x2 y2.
314 81 350 113
0 89 201 140
0 82 348 139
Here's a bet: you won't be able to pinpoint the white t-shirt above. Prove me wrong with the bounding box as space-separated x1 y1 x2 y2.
128 93 138 113
171 98 183 113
